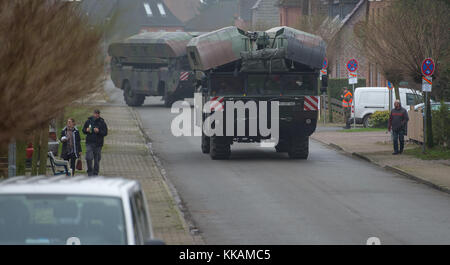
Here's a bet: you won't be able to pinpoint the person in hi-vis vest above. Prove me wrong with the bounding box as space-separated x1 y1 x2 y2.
341 87 353 129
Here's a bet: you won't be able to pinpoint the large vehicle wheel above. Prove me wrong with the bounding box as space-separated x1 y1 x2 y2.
288 136 309 159
363 114 373 128
123 81 145 107
209 136 230 160
275 140 289 153
163 87 177 108
201 133 210 154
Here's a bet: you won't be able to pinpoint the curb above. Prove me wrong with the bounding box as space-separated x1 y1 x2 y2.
384 165 450 194
129 107 204 244
311 137 450 195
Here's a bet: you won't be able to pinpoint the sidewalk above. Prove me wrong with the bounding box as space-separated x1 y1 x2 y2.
96 105 202 244
311 129 450 193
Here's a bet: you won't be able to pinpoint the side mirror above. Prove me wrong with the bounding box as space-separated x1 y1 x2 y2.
144 239 166 245
321 75 328 93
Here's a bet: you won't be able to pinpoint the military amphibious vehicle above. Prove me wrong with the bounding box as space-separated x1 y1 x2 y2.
187 26 326 160
108 31 203 107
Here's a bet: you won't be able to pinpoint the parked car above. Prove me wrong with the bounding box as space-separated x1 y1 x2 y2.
413 102 450 112
350 87 423 127
0 176 164 245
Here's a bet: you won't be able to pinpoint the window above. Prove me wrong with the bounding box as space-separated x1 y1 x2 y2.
406 93 423 106
247 74 316 96
130 191 150 241
211 75 244 96
0 195 127 245
157 3 166 16
302 0 309 15
143 3 152 17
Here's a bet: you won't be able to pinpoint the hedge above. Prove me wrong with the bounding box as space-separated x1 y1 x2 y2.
327 78 366 99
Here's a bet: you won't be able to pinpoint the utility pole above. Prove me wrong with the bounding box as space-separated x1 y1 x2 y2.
8 139 16 178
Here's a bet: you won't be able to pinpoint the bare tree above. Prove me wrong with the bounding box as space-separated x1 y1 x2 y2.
0 0 104 147
356 0 449 148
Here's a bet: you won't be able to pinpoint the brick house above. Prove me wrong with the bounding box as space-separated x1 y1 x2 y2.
366 0 392 87
327 0 367 81
251 0 280 29
277 0 372 82
235 0 259 29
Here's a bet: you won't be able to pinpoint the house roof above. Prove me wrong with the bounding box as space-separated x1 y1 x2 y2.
252 0 263 9
277 0 302 7
185 0 239 32
136 0 184 27
163 0 200 22
319 0 365 40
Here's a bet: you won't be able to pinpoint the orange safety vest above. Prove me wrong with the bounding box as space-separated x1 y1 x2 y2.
342 90 353 108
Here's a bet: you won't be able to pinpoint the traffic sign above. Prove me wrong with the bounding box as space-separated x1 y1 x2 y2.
320 69 327 80
323 58 328 69
421 58 435 77
386 80 393 90
347 59 358 72
348 72 358 84
422 76 432 92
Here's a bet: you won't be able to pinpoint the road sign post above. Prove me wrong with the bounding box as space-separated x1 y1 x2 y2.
421 58 435 152
321 58 328 124
387 81 394 113
347 59 358 129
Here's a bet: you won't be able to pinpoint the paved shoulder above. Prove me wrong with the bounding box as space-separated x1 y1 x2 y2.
99 106 201 245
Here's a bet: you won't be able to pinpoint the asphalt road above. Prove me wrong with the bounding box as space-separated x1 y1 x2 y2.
106 84 450 244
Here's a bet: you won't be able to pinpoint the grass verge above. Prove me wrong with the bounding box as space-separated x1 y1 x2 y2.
403 147 450 160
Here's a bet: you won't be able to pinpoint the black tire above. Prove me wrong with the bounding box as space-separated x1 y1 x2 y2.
163 86 177 108
201 133 210 154
275 140 289 153
363 114 373 128
123 81 145 107
209 136 230 160
288 136 309 159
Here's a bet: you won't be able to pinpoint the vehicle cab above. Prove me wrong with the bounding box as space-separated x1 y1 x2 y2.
0 176 163 245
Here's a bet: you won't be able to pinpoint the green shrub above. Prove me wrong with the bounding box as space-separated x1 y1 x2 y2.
432 100 450 148
369 110 390 128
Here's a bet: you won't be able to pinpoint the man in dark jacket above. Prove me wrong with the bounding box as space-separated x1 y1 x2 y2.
388 100 409 155
82 109 108 176
61 118 82 176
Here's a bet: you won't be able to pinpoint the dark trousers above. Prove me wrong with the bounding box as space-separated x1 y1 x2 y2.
392 129 405 153
68 157 76 176
344 108 351 128
86 144 102 176
63 154 76 176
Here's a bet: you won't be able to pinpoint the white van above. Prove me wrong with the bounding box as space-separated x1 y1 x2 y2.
350 87 423 127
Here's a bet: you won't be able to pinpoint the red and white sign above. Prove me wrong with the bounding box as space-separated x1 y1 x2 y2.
180 72 189 81
304 96 319 111
209 96 224 112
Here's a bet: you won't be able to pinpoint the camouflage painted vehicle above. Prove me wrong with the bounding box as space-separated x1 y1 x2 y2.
108 32 202 107
187 26 326 159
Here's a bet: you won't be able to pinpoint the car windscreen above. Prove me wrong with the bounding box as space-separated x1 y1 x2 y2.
0 194 126 245
247 74 317 96
210 75 244 96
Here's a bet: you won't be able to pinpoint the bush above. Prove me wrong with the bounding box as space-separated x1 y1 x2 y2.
369 110 390 128
432 101 450 148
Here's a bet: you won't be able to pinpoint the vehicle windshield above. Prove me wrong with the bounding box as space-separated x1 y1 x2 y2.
247 74 317 96
0 194 126 245
210 75 244 96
